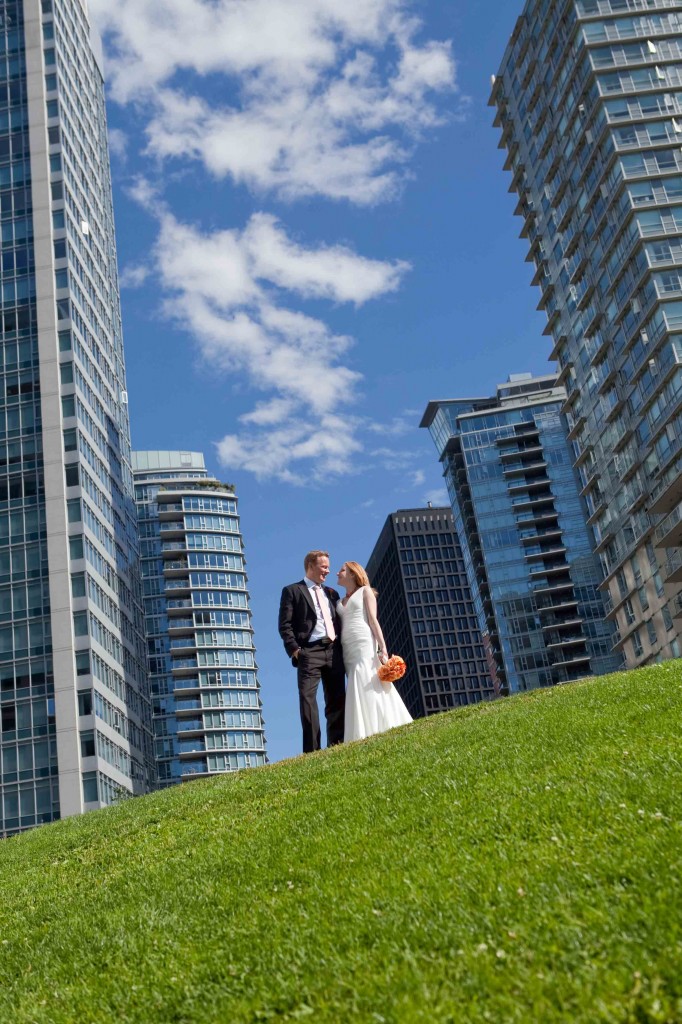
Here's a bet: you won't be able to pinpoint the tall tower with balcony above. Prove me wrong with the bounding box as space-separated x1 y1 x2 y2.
422 374 622 693
491 0 682 667
133 452 266 785
0 0 153 837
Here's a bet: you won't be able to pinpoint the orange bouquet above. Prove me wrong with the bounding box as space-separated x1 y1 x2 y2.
377 655 406 683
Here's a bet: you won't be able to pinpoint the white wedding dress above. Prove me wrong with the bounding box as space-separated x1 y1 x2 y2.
338 587 413 742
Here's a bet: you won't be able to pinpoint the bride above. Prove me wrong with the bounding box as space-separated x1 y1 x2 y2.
336 561 413 742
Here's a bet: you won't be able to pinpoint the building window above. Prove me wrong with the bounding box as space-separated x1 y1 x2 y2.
80 731 95 757
623 598 636 626
82 772 98 803
662 605 674 632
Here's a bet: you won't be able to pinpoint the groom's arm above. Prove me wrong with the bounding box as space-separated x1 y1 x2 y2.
278 585 300 658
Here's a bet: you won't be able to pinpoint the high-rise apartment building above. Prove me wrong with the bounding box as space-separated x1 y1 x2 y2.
0 0 154 838
491 0 682 667
366 506 494 715
422 374 622 694
133 452 266 785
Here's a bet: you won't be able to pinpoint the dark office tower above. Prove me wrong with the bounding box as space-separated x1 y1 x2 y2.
422 374 622 694
491 0 682 667
0 1 153 837
366 506 494 717
133 452 266 785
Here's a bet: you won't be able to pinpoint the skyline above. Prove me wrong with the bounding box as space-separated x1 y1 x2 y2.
89 1 551 763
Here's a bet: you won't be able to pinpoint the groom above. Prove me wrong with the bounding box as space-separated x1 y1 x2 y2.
278 550 345 753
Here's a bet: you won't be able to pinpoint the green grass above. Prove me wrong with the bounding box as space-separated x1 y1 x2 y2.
1 663 681 1024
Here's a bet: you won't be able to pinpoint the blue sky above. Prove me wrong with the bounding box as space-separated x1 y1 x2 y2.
89 0 550 763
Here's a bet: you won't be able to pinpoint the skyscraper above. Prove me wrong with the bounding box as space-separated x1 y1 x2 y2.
0 0 153 837
133 452 266 785
422 374 622 694
366 506 494 715
491 0 682 667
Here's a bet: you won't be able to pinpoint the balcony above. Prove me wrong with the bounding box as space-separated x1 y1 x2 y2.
664 548 682 583
541 616 583 633
529 563 571 579
497 428 540 447
165 579 191 593
171 657 198 674
158 503 184 517
586 497 608 527
674 591 682 620
519 527 563 544
566 411 587 441
499 445 544 462
170 637 197 651
511 493 555 512
168 617 194 633
649 452 682 513
177 718 203 734
173 678 201 692
178 744 207 757
515 509 559 527
175 698 202 711
532 579 575 597
159 521 185 535
507 478 551 495
503 460 548 478
654 501 682 548
546 634 588 649
524 545 568 562
536 596 579 614
551 652 591 669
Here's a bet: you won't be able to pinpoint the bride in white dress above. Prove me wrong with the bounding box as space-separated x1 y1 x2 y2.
336 561 413 742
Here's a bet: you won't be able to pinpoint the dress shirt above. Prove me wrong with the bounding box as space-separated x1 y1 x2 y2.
304 576 335 641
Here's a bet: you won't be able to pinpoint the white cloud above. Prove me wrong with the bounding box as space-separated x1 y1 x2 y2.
119 264 150 289
243 214 409 304
424 487 449 507
107 127 128 161
87 0 461 481
89 0 459 203
142 206 409 479
366 414 415 437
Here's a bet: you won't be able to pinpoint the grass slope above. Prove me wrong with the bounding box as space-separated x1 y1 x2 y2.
1 663 681 1024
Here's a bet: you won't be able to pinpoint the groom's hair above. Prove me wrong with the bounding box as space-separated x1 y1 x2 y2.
304 550 329 571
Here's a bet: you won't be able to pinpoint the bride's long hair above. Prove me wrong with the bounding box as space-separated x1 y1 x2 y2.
344 561 376 594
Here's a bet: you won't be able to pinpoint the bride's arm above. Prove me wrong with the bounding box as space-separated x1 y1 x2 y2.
363 587 388 663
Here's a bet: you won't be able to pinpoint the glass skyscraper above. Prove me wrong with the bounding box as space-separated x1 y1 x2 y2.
1 0 153 836
422 374 622 694
133 452 266 785
366 506 494 715
491 0 682 667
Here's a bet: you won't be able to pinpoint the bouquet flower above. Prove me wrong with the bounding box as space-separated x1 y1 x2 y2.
377 655 406 683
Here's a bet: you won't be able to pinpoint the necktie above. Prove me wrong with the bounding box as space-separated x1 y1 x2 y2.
314 585 336 641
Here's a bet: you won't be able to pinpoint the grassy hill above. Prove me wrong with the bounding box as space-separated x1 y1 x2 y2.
1 663 681 1024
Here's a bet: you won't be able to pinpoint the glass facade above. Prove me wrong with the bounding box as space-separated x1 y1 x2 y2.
133 451 266 785
491 0 682 667
366 506 494 715
0 0 153 837
422 375 622 693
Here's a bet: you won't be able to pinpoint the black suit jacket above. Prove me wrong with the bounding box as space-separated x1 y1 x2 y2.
278 580 342 659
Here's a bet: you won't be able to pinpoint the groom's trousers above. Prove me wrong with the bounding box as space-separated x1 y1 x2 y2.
297 639 345 752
